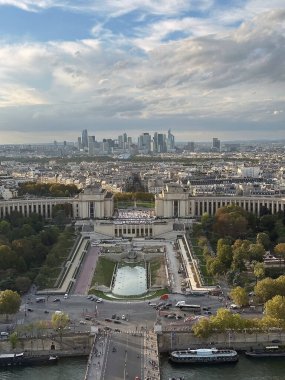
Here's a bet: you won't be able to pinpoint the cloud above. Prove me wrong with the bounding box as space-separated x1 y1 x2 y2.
0 4 284 142
0 0 213 15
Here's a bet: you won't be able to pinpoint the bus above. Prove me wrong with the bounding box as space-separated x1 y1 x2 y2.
36 297 46 303
175 301 201 314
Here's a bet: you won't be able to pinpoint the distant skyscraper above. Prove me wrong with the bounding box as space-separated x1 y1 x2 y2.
82 129 89 149
212 137 221 152
138 133 151 153
167 129 175 151
77 137 82 150
88 136 95 155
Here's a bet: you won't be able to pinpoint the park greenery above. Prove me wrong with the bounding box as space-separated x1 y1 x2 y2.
0 211 76 292
193 205 285 289
0 290 21 319
89 257 116 291
193 296 285 338
18 182 80 198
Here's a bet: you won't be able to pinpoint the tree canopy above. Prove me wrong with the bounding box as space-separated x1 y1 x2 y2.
0 290 21 316
264 295 285 320
230 286 249 307
18 182 79 198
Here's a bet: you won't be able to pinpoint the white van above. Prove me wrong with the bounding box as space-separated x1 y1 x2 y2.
64 293 68 299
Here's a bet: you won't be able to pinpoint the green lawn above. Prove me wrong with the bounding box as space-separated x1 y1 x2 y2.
89 257 116 290
189 236 215 286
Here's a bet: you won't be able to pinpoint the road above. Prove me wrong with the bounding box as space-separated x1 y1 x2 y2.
101 332 144 380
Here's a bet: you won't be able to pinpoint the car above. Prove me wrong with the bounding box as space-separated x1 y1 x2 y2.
114 320 121 324
202 306 211 311
64 294 68 299
44 310 49 314
103 326 111 331
105 318 112 322
272 339 281 343
0 332 9 337
112 314 116 319
96 298 103 303
114 329 121 332
79 320 87 325
112 347 117 352
27 308 33 312
116 316 120 320
121 315 126 320
165 302 173 307
167 313 176 319
176 315 183 319
85 315 92 321
53 298 60 303
87 295 93 300
204 311 212 315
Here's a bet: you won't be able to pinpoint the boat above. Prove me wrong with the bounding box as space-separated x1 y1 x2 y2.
245 346 285 357
0 352 58 367
169 348 239 364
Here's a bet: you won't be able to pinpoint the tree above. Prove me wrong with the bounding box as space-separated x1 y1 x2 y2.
256 232 271 250
9 332 19 349
51 311 69 345
206 257 225 276
0 290 21 318
201 213 213 231
15 276 31 294
213 205 248 240
0 220 11 235
264 295 285 320
192 317 214 338
274 243 285 267
230 286 249 307
248 244 265 262
51 311 69 331
216 240 233 270
254 277 277 302
253 262 265 283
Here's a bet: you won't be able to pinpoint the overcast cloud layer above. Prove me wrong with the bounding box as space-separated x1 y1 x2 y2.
0 0 284 143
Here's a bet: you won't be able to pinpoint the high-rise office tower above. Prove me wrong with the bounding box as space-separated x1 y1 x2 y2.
88 136 96 155
212 137 221 152
138 133 151 153
77 137 82 150
167 129 175 151
82 129 89 149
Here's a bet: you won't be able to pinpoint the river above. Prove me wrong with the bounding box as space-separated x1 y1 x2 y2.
1 355 285 380
160 354 285 379
0 357 87 380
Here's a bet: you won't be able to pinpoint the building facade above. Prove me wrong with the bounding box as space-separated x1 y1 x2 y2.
1 184 285 222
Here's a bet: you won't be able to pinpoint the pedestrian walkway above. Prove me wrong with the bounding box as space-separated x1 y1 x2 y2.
84 332 108 380
143 331 161 380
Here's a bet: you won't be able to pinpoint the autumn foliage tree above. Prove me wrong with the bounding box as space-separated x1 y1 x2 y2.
230 286 249 307
213 205 248 240
0 290 21 318
264 295 285 320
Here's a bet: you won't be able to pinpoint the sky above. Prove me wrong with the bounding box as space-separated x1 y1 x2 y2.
0 0 284 144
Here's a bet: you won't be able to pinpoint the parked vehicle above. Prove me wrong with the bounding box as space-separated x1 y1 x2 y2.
36 297 45 303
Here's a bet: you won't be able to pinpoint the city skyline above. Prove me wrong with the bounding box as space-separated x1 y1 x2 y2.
0 1 284 144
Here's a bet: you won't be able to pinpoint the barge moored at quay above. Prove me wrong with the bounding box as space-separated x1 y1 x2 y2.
169 348 239 364
0 352 58 367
